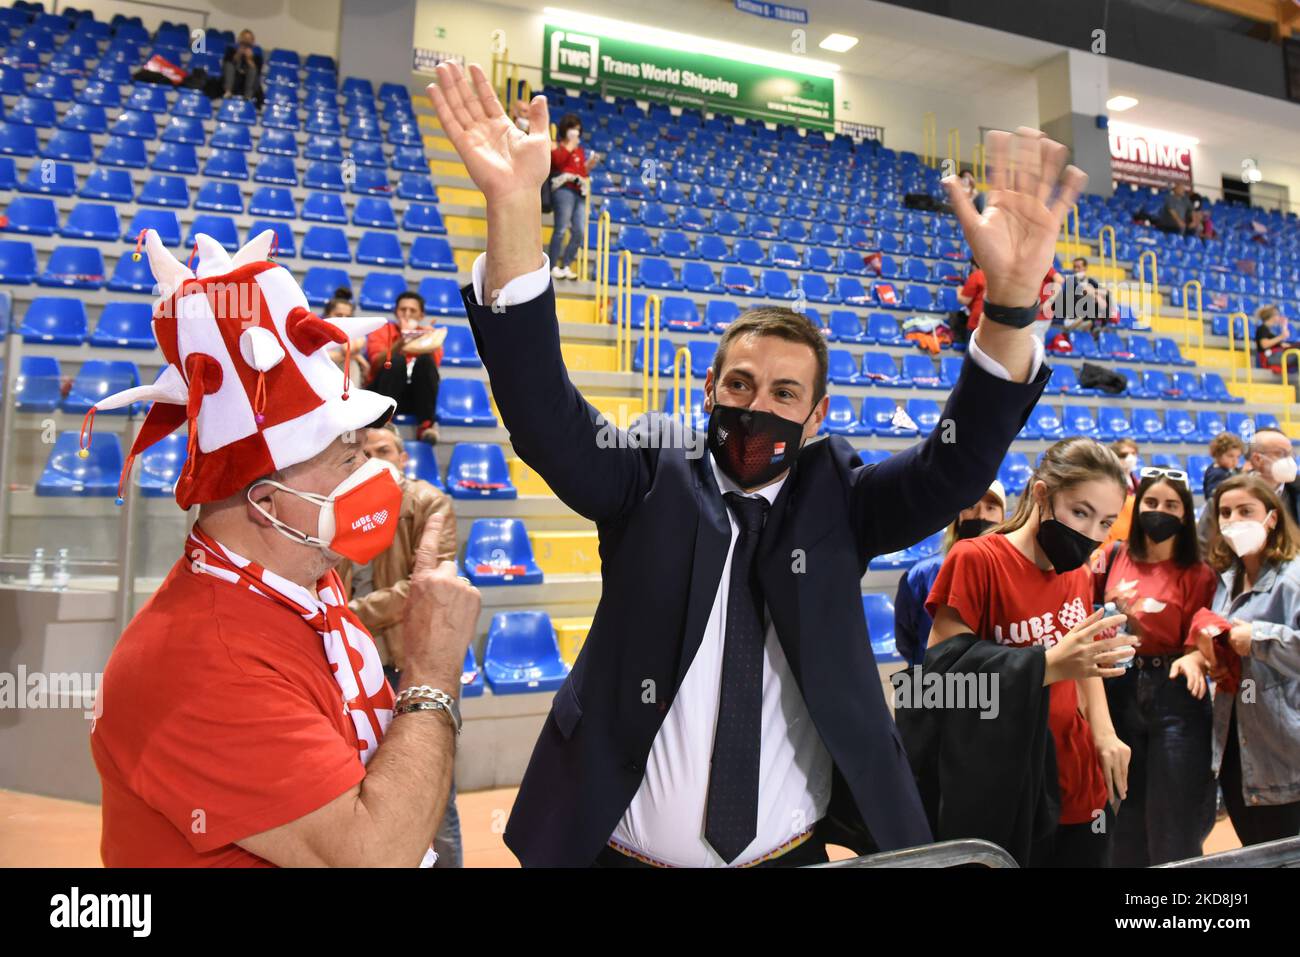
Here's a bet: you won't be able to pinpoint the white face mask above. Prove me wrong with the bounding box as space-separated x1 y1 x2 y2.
1219 516 1272 558
1271 455 1298 485
1121 454 1137 473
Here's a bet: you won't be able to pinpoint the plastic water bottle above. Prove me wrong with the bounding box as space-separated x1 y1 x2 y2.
27 547 46 588
1104 601 1135 670
52 548 70 590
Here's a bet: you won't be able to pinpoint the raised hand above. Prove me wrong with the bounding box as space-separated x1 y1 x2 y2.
427 61 552 205
944 127 1088 309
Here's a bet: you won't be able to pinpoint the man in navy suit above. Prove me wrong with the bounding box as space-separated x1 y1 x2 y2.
429 62 1087 867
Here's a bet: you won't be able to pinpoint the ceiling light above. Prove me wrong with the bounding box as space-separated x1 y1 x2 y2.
1106 95 1138 112
819 33 859 53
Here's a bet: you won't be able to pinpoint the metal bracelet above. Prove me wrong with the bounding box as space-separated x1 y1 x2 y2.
394 699 458 734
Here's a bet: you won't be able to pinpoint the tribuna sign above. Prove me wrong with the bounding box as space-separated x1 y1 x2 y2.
1109 128 1194 189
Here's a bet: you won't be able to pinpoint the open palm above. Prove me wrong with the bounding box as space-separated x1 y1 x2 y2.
944 128 1087 309
427 61 552 204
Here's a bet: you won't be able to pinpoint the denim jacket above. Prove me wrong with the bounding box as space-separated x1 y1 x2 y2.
1210 557 1300 806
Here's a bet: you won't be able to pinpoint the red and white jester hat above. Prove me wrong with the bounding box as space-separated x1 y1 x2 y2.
79 229 397 508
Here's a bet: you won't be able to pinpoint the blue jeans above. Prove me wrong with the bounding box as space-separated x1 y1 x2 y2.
549 186 585 268
1105 662 1216 866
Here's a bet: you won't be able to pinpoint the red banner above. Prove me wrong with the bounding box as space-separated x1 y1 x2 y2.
1109 129 1193 189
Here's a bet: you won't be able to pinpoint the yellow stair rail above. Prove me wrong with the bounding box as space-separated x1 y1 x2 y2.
615 249 634 372
1226 311 1254 387
1059 204 1080 253
671 346 692 426
591 209 611 314
640 294 662 415
1181 279 1204 355
1137 250 1160 325
1281 348 1300 433
946 127 960 176
1097 225 1118 311
972 142 987 186
922 112 937 169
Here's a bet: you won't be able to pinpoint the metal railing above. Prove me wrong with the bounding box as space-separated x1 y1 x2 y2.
946 127 960 175
615 249 634 373
971 143 986 187
811 838 1019 868
1060 204 1080 253
671 346 692 428
1226 310 1253 387
1097 225 1118 318
640 294 662 413
1158 835 1300 868
590 209 611 311
1137 249 1160 327
922 112 937 169
1181 279 1204 355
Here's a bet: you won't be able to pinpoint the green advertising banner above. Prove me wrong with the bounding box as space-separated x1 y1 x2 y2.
542 23 835 130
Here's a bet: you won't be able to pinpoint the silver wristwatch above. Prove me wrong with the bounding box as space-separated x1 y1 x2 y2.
394 686 462 735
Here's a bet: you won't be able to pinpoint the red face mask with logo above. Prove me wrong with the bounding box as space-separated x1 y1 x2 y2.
249 457 403 563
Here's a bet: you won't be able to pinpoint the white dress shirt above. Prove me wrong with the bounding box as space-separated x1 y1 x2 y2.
470 251 1044 864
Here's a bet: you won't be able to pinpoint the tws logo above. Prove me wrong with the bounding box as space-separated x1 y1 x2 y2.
550 30 599 85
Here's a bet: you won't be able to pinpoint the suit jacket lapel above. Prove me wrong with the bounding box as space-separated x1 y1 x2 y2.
673 451 733 689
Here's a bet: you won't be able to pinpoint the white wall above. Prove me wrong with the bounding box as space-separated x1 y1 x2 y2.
1190 142 1300 211
69 0 342 59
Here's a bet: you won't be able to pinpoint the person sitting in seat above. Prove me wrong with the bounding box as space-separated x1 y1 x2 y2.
221 29 263 104
365 291 444 445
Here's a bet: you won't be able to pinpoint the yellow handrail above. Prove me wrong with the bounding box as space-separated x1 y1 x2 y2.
1097 225 1117 310
1137 250 1160 326
1226 311 1253 387
971 143 986 187
946 127 960 176
1281 348 1300 432
1059 204 1080 253
641 294 662 412
592 209 611 317
671 346 692 427
1181 280 1204 354
922 112 937 169
616 249 633 372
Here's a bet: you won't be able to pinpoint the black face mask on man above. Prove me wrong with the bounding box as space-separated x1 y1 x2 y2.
706 391 814 489
1036 502 1102 573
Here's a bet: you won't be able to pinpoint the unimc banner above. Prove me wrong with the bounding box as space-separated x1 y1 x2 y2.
543 24 834 130
1109 129 1193 189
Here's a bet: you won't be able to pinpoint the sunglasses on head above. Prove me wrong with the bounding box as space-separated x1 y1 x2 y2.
1139 466 1188 487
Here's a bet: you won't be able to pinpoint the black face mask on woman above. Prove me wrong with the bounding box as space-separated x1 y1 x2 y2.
956 518 996 540
1137 509 1181 544
1036 506 1102 573
706 393 813 489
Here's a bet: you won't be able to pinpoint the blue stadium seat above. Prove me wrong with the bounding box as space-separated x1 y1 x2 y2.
1024 403 1064 441
409 236 456 272
1226 413 1256 440
1097 407 1133 442
446 443 516 499
902 354 942 388
688 340 717 377
858 352 899 386
38 244 105 289
1000 452 1033 496
186 214 240 252
96 135 148 167
107 253 159 294
682 262 724 294
248 220 296 257
760 269 795 300
1154 337 1194 367
396 174 437 201
211 121 254 151
940 355 965 388
301 267 352 307
402 441 443 489
19 160 76 196
0 122 40 157
41 128 93 162
125 84 169 113
483 612 567 692
248 186 297 219
302 191 348 223
356 230 404 266
633 337 676 375
906 399 942 436
350 166 391 196
705 299 739 332
37 431 123 497
258 127 299 157
150 141 198 174
60 202 120 242
661 295 702 330
61 359 140 414
2 197 59 236
194 181 243 212
0 157 13 191
217 97 257 125
865 397 918 437
10 96 58 128
866 313 905 346
110 109 157 139
1062 404 1100 439
1202 373 1244 405
60 104 108 135
137 174 190 208
438 378 497 428
303 161 346 192
439 325 480 368
828 310 867 343
1187 455 1212 493
252 154 297 186
402 203 447 234
90 301 155 348
827 349 858 385
125 209 182 247
636 257 682 290
1164 409 1197 443
353 197 397 230
418 277 464 317
358 272 406 310
204 148 251 180
302 225 352 262
161 114 206 145
0 240 38 283
136 433 188 498
1132 408 1170 443
19 298 86 345
822 395 868 436
662 388 709 430
14 355 61 412
1171 372 1207 401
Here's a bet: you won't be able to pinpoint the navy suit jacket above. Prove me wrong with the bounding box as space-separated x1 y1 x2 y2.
461 282 1050 867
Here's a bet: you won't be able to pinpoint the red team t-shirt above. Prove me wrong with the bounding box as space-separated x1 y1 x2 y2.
926 533 1109 825
1095 544 1217 658
90 557 372 866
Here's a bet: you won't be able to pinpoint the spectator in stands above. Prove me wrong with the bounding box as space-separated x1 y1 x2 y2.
548 113 598 281
510 95 531 132
1195 474 1300 846
324 288 369 388
1058 257 1111 338
1157 183 1196 235
1031 264 1066 341
1092 468 1218 866
221 29 262 102
924 438 1136 867
959 169 985 214
340 424 462 867
1254 305 1297 373
1096 439 1141 555
1192 193 1216 240
894 481 1006 666
366 291 443 445
1112 439 1140 493
956 258 986 333
1245 427 1300 522
431 61 1086 867
1204 432 1245 500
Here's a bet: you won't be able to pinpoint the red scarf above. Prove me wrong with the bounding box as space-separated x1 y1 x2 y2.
185 526 396 765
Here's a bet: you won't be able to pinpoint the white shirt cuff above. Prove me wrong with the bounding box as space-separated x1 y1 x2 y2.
470 253 552 308
966 327 1044 383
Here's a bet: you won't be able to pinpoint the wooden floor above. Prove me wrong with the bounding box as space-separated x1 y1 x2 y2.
0 786 1242 867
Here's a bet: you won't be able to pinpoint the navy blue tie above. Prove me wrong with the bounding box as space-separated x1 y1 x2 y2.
705 491 770 864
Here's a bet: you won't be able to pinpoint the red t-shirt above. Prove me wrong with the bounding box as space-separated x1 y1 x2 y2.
1094 544 1217 657
926 533 1109 825
550 144 589 191
960 269 986 329
90 557 373 866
